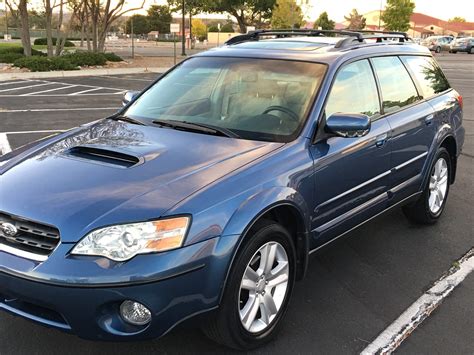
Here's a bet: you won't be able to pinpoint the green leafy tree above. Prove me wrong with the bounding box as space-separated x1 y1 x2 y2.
270 0 304 29
207 0 276 33
125 14 151 35
147 5 173 34
381 0 415 32
448 16 466 23
344 9 366 30
313 11 335 31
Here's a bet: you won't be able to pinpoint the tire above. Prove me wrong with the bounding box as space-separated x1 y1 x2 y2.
402 147 451 224
469 47 474 54
435 46 441 53
452 51 457 54
203 219 296 350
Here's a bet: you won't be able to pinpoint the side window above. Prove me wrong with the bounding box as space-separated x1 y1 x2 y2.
401 56 450 98
325 60 380 119
371 56 420 114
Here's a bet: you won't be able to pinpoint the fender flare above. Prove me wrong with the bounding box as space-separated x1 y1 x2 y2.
218 186 311 304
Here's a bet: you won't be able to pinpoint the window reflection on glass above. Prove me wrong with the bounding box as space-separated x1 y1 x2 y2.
125 57 326 142
325 60 380 119
372 56 420 114
401 56 450 98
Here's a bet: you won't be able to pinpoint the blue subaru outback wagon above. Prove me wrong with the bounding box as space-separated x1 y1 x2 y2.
0 30 465 349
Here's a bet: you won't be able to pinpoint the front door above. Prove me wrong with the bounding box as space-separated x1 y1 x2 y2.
309 59 391 249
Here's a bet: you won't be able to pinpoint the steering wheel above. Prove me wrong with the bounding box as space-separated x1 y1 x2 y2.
262 106 299 122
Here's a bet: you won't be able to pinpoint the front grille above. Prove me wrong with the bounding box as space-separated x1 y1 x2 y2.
0 212 60 257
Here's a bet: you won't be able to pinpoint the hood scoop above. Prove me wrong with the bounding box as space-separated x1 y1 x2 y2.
66 145 142 168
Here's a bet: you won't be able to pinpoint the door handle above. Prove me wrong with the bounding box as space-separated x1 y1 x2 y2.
375 133 388 148
425 114 434 125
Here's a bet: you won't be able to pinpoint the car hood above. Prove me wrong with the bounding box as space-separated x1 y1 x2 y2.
0 119 282 242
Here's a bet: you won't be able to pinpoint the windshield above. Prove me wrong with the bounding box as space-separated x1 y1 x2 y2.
124 57 326 142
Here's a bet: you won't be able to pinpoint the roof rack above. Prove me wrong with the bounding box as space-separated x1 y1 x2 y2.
225 29 412 49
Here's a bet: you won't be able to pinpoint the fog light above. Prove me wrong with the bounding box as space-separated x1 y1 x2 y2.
120 300 152 326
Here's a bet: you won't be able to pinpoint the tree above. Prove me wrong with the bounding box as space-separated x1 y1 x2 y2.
85 0 146 52
192 18 206 40
147 5 172 34
344 9 366 30
270 0 303 29
207 0 276 33
448 17 466 23
18 0 31 56
381 0 415 32
125 14 150 35
313 11 335 31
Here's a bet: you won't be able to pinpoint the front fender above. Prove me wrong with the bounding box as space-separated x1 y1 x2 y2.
222 186 310 237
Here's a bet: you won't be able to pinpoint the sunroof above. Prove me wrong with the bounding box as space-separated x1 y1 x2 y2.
233 40 327 51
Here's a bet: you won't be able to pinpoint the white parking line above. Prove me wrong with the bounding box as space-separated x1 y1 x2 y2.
0 82 53 93
69 87 101 95
361 248 474 355
3 129 66 134
20 84 78 96
0 133 12 155
0 80 30 86
0 107 118 113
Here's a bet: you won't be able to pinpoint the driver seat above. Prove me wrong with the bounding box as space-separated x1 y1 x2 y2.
224 79 286 120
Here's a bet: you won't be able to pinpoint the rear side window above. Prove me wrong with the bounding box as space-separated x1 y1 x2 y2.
371 56 420 114
325 59 380 119
401 56 450 98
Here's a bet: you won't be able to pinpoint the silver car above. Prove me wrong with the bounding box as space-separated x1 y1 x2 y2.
421 36 453 53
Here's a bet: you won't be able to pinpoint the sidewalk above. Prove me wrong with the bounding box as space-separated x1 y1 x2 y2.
0 66 170 81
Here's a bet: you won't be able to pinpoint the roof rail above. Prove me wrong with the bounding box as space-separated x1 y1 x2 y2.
225 28 412 49
225 29 363 45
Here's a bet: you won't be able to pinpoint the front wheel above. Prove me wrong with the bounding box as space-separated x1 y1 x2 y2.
403 147 451 224
203 220 296 350
435 46 441 53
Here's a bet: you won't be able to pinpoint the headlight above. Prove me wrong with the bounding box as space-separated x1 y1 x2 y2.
71 216 190 261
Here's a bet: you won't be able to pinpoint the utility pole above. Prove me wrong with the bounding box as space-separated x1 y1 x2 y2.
378 0 383 30
131 16 135 59
181 0 186 56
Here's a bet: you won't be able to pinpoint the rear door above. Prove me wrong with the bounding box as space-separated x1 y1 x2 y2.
309 59 392 247
370 56 435 203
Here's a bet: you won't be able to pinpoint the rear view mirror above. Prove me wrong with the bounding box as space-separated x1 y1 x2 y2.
122 91 140 106
325 113 371 138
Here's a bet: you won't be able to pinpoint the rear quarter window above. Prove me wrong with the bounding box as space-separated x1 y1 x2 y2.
371 56 420 114
401 56 450 98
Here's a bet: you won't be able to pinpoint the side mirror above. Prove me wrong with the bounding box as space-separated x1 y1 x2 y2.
325 113 371 138
122 91 140 106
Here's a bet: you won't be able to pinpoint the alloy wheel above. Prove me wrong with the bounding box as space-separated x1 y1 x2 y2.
428 157 448 214
238 241 289 333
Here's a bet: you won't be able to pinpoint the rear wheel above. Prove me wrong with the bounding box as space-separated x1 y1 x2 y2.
203 220 295 350
403 148 451 224
469 47 474 54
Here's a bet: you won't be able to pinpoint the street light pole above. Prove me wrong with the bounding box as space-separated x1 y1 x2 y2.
181 0 186 56
378 0 383 30
131 16 135 59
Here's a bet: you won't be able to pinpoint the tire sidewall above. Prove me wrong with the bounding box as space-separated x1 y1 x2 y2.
222 222 296 349
424 148 451 220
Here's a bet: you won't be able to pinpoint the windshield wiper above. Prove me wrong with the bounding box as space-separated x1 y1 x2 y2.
152 119 240 138
111 115 146 125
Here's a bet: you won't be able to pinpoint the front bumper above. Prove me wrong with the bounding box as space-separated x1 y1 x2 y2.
0 234 239 340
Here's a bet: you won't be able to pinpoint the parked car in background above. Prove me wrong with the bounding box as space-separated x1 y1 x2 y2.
421 35 454 53
0 29 465 350
450 37 474 54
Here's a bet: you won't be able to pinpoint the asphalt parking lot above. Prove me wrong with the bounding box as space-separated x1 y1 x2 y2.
0 54 473 354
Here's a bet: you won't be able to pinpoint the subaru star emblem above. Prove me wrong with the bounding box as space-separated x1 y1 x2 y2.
0 222 17 237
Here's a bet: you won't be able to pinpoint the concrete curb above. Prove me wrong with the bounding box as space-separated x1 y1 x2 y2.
0 67 170 80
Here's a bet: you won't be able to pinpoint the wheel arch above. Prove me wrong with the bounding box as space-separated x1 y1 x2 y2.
440 135 457 184
219 189 311 304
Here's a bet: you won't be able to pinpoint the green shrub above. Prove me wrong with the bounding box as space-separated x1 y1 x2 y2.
62 51 107 66
33 37 75 47
0 46 24 54
13 56 78 71
0 52 24 63
103 52 123 62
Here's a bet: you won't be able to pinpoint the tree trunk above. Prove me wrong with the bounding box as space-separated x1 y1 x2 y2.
231 10 247 33
44 0 53 57
189 13 193 49
54 0 64 56
18 0 31 56
80 22 85 48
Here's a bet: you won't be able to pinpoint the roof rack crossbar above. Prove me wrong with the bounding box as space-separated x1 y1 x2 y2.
224 28 412 48
225 29 364 45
